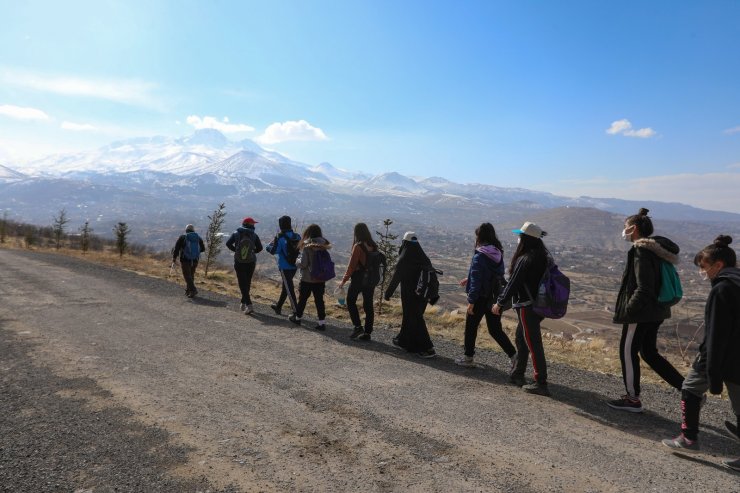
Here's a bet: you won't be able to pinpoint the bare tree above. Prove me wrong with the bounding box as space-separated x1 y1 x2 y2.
113 222 130 257
51 208 69 250
375 218 399 315
204 202 227 277
80 220 93 254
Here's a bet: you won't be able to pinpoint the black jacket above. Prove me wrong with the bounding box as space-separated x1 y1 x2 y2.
496 249 547 309
225 226 263 261
613 236 679 324
384 240 431 300
700 267 740 393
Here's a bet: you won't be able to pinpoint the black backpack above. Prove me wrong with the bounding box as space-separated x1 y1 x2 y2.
277 233 300 266
234 229 257 264
359 244 387 288
416 265 442 305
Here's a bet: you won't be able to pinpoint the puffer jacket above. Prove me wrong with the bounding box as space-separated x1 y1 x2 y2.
298 237 332 283
613 236 679 324
466 245 505 304
699 267 740 392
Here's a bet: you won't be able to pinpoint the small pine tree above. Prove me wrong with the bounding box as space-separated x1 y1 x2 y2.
80 220 93 254
52 208 69 250
375 218 399 315
203 203 227 277
0 211 7 244
113 222 130 257
24 225 37 248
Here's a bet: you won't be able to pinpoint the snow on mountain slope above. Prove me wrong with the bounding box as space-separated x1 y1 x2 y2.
0 164 26 182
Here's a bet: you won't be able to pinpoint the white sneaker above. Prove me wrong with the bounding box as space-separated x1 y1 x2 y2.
455 355 475 367
240 303 247 312
244 305 254 315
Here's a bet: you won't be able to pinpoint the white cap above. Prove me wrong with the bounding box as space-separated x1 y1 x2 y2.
403 231 418 241
512 221 544 238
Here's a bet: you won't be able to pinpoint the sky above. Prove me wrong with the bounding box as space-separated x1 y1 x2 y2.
1 1 739 212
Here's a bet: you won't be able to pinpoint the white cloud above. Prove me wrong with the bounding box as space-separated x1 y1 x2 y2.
256 120 328 145
724 126 740 135
185 115 254 133
0 104 50 121
0 67 158 107
606 118 656 138
61 121 96 131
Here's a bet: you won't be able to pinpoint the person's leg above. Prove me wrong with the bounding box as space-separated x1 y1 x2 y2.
463 301 486 357
520 307 547 384
314 282 326 321
276 270 288 308
180 261 191 294
619 324 643 398
234 263 249 304
639 321 685 391
679 363 709 441
361 284 375 333
283 269 298 313
346 281 362 328
484 308 516 357
295 281 310 318
242 261 256 307
511 311 529 377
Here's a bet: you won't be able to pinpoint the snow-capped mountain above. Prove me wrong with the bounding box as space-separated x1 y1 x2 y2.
0 164 26 182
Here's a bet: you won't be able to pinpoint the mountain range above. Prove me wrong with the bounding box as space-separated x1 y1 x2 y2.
1 128 739 254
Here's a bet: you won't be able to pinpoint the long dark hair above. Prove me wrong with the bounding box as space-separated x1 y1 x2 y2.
694 235 736 268
509 234 547 275
475 222 503 252
353 222 377 249
625 208 654 238
299 223 323 249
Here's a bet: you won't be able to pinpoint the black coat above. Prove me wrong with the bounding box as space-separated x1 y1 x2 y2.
700 267 740 393
613 236 679 324
496 249 547 309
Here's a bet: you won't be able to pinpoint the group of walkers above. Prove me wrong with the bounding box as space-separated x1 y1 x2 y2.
172 208 740 470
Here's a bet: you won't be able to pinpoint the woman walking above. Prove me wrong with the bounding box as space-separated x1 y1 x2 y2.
339 223 378 341
266 215 300 316
225 217 263 314
384 232 436 358
290 224 331 331
608 208 684 412
492 221 550 396
661 236 740 470
456 223 516 368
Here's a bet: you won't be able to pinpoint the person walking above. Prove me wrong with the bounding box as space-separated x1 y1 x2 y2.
289 224 332 330
339 223 380 341
608 208 684 412
661 236 740 468
456 223 516 369
492 221 550 396
384 232 436 358
225 217 263 314
266 215 300 316
172 224 206 298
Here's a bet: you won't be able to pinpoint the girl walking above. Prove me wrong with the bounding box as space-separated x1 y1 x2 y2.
290 224 331 331
492 221 550 396
339 223 378 341
266 215 300 316
384 232 436 358
608 208 684 412
456 223 516 368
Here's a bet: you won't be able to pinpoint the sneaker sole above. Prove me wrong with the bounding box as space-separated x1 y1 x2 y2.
661 440 700 454
606 402 644 413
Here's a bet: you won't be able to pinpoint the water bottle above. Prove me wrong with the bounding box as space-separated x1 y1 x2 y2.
335 285 346 306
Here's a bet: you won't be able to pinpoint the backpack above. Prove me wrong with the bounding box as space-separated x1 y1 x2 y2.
234 229 256 264
416 265 442 305
528 256 570 319
359 244 387 288
310 248 336 282
281 233 300 266
182 232 201 261
658 261 683 306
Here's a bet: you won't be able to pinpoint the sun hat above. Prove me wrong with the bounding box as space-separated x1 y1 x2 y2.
512 221 545 238
242 217 258 225
403 231 418 242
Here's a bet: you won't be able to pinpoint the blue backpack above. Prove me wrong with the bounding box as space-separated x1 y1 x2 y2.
310 249 336 282
182 232 201 261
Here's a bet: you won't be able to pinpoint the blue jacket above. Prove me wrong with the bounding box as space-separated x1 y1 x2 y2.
266 230 301 270
466 245 505 303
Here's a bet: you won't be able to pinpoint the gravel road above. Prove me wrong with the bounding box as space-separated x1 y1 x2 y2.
1 249 739 492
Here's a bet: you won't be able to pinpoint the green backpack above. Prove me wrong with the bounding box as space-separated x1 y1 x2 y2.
658 261 683 306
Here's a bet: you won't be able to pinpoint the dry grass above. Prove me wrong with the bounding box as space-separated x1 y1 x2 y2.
1 238 693 387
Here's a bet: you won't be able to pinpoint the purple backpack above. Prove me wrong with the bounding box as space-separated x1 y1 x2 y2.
529 256 570 319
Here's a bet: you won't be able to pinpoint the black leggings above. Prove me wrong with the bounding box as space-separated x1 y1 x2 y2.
618 321 684 397
464 298 515 357
234 262 256 304
296 281 326 320
346 279 375 333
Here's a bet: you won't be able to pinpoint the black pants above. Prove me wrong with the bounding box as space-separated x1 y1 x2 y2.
296 281 326 320
619 321 684 398
180 260 198 295
464 298 516 357
512 306 547 384
234 262 256 305
347 279 375 333
276 268 298 313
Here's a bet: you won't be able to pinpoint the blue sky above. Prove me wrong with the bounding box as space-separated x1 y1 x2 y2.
1 1 740 211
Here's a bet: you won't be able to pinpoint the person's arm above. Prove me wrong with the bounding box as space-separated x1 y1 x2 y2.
254 234 263 254
467 253 483 304
199 236 206 253
495 256 529 310
172 235 184 261
707 287 734 394
384 249 407 300
341 244 363 285
225 232 237 252
625 250 657 318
